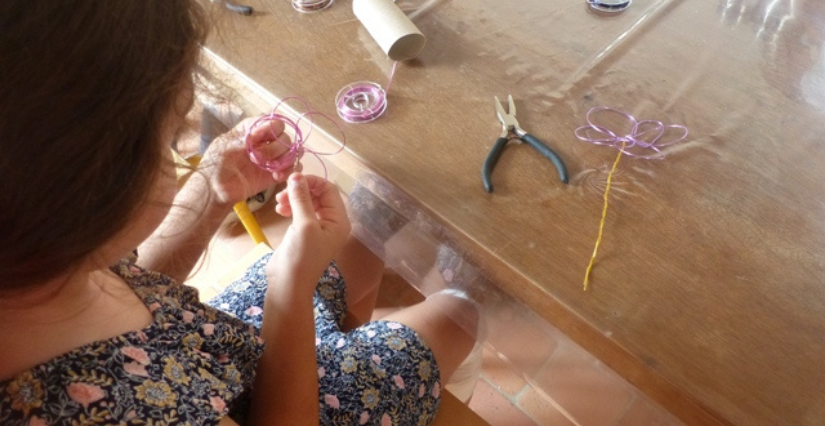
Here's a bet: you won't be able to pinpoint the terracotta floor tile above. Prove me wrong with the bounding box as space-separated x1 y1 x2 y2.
480 347 529 398
371 277 407 320
530 343 634 426
518 386 577 426
378 271 426 307
469 379 539 426
485 302 560 380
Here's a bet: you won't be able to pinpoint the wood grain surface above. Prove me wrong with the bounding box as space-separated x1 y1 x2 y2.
206 0 825 424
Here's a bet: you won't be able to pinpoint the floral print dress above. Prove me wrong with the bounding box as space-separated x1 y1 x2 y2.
0 257 263 426
207 253 442 426
1 254 442 426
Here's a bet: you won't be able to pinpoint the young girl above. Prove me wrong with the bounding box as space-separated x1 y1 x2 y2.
0 1 478 425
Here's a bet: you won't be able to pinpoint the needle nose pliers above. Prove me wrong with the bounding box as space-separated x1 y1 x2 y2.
481 95 569 193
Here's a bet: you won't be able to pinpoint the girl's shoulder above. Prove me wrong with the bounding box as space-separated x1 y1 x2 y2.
110 256 187 293
0 258 265 425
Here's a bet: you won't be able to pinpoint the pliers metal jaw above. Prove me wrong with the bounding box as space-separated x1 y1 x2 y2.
482 95 569 193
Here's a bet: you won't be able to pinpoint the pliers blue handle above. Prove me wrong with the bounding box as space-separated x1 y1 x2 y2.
482 95 569 193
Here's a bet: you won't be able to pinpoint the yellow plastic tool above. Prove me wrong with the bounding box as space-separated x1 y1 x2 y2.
175 150 270 247
232 201 270 247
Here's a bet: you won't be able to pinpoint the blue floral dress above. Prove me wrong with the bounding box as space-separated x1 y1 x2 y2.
208 253 442 426
0 257 263 425
0 254 442 426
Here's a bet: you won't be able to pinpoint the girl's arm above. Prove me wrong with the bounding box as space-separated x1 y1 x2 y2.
248 173 351 426
137 119 288 283
136 168 235 284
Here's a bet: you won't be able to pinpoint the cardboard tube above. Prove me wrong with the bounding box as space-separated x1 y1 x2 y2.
353 0 426 61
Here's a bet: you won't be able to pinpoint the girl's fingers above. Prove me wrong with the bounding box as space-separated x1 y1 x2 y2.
243 117 293 175
284 173 316 226
274 185 321 218
307 177 346 217
272 170 290 182
244 117 286 141
271 161 302 183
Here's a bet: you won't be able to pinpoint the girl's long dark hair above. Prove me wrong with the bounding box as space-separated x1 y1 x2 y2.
0 1 208 291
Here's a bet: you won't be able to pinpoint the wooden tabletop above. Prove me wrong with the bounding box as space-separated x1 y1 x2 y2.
207 1 825 424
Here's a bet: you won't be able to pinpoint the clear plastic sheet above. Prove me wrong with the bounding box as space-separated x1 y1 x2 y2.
205 1 825 424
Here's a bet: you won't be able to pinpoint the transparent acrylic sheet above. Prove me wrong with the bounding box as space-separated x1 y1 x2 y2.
204 1 825 424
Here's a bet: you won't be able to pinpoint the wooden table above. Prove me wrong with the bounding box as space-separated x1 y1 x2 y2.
206 0 825 424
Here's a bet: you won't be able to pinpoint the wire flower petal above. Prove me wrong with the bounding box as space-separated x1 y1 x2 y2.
575 106 688 159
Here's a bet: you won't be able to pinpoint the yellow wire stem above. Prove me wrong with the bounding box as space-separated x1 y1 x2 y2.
583 144 625 291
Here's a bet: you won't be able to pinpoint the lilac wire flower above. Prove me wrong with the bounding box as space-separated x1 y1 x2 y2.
574 106 688 159
575 106 689 291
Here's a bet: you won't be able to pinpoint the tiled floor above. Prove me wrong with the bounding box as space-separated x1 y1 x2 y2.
177 104 686 426
183 193 685 426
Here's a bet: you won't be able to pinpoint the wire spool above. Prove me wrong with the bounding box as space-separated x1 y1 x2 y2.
335 81 388 123
292 0 333 13
587 0 631 13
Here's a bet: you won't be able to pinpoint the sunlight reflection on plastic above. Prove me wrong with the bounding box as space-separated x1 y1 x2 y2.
587 0 631 13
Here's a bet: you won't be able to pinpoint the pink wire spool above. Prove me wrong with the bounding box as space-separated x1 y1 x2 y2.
335 62 398 124
335 81 388 124
292 0 333 13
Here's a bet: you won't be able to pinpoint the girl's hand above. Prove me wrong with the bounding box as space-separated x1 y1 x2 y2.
199 117 291 206
266 173 351 291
